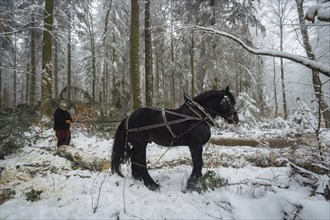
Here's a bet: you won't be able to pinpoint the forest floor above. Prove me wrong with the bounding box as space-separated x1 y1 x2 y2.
0 125 329 219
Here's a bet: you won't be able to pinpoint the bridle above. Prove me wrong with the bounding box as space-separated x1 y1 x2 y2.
217 95 238 119
187 95 237 120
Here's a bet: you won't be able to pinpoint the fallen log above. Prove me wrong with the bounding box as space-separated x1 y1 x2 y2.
209 135 317 148
57 145 111 171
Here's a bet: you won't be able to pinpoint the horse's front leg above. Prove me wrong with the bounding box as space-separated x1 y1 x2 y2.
187 144 203 190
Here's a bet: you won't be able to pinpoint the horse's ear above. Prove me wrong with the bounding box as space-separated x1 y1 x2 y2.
225 86 230 94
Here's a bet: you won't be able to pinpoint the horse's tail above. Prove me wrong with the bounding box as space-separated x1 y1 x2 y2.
111 118 129 177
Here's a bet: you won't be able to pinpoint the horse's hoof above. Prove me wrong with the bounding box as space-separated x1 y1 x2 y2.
146 183 160 191
186 179 200 192
133 175 143 182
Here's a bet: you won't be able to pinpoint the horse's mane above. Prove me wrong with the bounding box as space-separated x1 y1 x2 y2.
192 89 235 104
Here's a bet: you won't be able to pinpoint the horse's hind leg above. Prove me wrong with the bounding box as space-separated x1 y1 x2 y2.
130 140 159 191
131 147 142 181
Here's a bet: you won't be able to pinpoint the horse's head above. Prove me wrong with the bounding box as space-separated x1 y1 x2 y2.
192 86 239 124
218 86 239 124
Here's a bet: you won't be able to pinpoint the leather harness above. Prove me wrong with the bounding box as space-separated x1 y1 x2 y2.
125 94 230 145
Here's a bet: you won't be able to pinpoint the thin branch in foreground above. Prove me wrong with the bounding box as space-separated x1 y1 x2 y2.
91 171 112 213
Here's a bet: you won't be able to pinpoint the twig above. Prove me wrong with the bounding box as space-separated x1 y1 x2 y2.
123 171 128 214
91 171 112 213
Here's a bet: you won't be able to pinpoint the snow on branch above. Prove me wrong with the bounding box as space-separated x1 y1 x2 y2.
192 26 330 78
305 4 330 23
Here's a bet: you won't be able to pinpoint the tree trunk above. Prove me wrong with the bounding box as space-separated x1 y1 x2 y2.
29 13 36 106
57 145 111 172
273 56 278 117
130 0 142 110
25 64 30 103
145 0 153 107
111 30 116 108
170 0 175 107
198 39 206 93
53 35 59 99
101 0 112 116
155 46 160 104
67 12 72 101
256 57 264 115
67 6 72 101
86 10 97 103
82 3 97 103
13 33 17 105
190 34 195 97
171 41 175 107
40 0 55 115
0 58 2 108
295 0 330 128
279 24 288 119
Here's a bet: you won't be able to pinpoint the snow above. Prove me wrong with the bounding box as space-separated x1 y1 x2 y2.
1 126 329 219
318 7 330 20
305 2 330 22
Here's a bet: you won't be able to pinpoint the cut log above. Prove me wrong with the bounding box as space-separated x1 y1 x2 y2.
209 135 317 148
57 145 111 171
209 136 258 147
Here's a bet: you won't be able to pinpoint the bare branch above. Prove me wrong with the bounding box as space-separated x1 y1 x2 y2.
191 26 330 77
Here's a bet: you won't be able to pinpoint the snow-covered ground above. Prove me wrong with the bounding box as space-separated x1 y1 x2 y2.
1 126 329 219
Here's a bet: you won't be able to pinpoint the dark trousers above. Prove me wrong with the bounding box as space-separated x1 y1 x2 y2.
57 136 71 147
56 130 71 147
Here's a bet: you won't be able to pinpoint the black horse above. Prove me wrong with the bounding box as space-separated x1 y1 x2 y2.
111 86 239 191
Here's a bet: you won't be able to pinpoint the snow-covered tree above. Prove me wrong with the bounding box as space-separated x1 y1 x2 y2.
289 98 318 129
236 92 261 129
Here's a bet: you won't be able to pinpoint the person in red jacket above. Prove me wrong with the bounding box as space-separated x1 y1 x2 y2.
53 102 73 147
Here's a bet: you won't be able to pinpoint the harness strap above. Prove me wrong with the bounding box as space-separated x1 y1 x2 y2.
162 108 177 140
124 106 213 145
127 115 201 132
184 94 215 127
